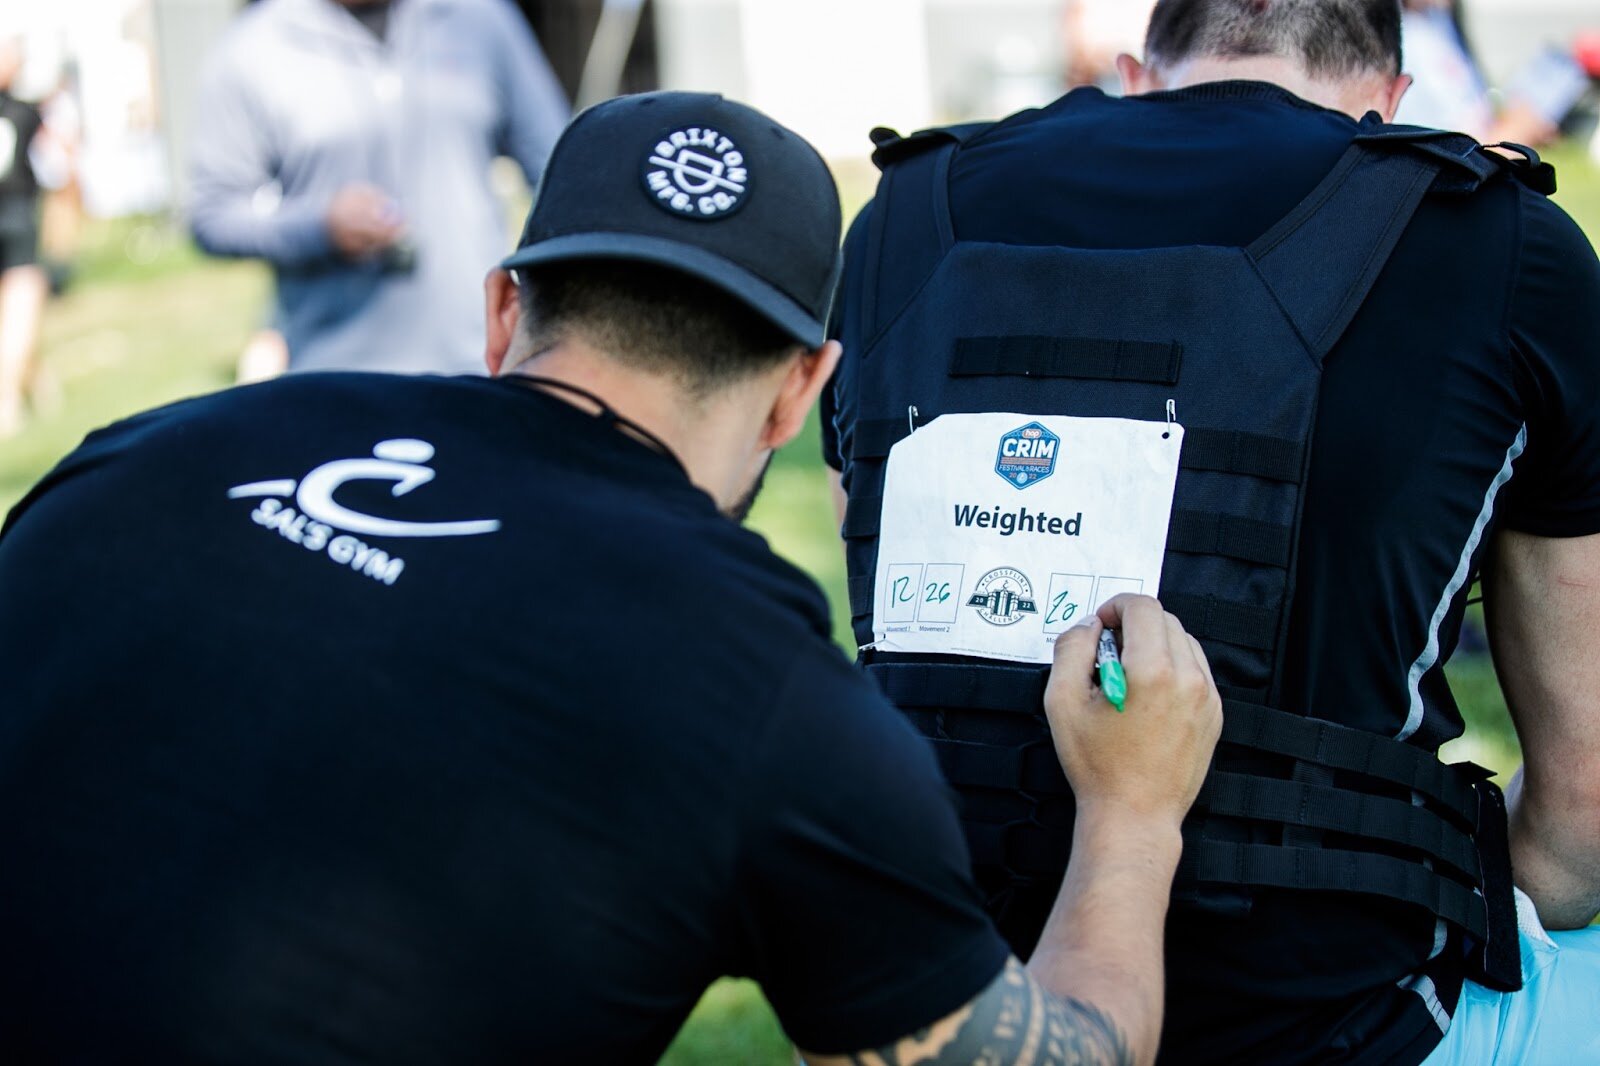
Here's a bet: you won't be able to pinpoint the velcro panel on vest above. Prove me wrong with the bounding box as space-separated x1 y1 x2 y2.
1165 511 1293 568
841 494 884 539
1219 701 1481 826
949 336 1182 384
847 574 873 619
874 665 1482 828
1177 841 1489 941
869 660 1049 714
1197 771 1479 881
931 738 1067 794
1179 429 1305 483
965 820 1074 877
1162 594 1280 652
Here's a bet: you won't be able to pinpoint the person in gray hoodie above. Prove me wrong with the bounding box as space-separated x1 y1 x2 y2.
190 0 568 375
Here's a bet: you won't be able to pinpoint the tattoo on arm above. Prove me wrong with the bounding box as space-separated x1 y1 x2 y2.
843 958 1132 1066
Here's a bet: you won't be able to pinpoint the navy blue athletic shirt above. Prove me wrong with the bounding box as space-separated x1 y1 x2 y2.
823 82 1600 1064
0 373 1008 1062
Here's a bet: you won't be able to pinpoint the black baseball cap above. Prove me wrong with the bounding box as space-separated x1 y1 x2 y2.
501 92 843 349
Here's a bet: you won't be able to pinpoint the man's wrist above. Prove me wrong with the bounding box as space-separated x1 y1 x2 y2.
1071 801 1185 871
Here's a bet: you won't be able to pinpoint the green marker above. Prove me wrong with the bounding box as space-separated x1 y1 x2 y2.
1097 628 1127 712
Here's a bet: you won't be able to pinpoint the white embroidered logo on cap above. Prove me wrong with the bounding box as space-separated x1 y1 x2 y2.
643 127 748 219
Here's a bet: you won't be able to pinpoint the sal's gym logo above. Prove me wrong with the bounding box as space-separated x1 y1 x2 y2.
995 421 1060 489
966 567 1038 626
643 126 748 219
226 439 502 587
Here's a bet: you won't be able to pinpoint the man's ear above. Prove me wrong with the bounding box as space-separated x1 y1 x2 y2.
1380 74 1413 123
763 341 842 452
483 267 522 376
1116 53 1158 96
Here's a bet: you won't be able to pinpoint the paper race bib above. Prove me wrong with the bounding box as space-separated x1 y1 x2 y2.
871 413 1183 664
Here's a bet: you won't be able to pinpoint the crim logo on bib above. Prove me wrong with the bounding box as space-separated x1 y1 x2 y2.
995 422 1060 489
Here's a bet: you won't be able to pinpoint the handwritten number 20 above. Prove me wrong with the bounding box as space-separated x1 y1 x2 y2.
1046 591 1077 625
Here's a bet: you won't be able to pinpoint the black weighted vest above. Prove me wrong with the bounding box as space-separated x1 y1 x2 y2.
838 120 1555 992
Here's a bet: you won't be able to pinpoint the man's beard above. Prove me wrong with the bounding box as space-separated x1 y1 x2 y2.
725 453 773 524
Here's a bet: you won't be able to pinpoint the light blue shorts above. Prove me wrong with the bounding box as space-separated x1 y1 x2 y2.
1422 891 1600 1065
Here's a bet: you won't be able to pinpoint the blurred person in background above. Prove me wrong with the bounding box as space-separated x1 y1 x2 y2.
1062 0 1156 90
1397 0 1591 146
0 35 62 441
189 0 568 378
38 60 84 300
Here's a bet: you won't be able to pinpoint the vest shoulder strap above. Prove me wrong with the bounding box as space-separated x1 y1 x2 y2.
858 123 988 345
1249 124 1546 362
868 122 987 170
1246 133 1432 361
1354 125 1557 196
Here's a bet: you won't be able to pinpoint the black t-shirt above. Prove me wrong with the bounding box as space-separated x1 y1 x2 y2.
0 373 1007 1063
823 83 1600 1064
0 91 42 203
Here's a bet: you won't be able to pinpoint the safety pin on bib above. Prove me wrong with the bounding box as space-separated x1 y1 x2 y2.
908 404 920 436
1165 398 1177 439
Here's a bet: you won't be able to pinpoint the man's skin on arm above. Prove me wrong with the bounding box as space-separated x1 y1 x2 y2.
1484 529 1600 930
805 596 1223 1066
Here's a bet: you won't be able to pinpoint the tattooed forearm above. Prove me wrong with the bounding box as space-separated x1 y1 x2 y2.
843 958 1132 1066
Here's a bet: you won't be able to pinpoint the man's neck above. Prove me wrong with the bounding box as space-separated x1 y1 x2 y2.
506 342 768 511
1151 57 1387 121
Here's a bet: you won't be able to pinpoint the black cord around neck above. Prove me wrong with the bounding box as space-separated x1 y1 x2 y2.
506 374 683 466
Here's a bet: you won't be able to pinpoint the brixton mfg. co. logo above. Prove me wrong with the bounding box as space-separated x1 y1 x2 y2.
966 567 1039 626
995 421 1060 489
644 126 748 219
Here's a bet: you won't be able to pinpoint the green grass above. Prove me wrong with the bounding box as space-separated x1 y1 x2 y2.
2 140 1597 1063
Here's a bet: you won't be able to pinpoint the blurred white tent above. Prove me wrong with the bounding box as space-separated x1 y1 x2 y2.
7 0 1594 217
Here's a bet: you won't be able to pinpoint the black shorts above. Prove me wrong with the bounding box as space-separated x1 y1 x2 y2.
0 198 39 273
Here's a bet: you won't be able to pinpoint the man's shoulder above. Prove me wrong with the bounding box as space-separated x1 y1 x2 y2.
641 507 836 649
46 374 495 479
203 0 303 84
408 0 524 33
1513 179 1596 267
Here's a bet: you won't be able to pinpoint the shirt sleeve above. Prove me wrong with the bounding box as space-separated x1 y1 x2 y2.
731 648 1009 1055
186 43 334 267
1500 190 1600 537
487 0 569 184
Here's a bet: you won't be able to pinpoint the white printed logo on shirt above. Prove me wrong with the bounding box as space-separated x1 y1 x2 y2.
226 439 502 587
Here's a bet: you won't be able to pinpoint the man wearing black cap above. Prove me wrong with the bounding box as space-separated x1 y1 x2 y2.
0 92 1220 1064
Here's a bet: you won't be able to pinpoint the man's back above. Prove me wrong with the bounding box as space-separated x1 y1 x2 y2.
0 373 1002 1062
827 84 1600 1063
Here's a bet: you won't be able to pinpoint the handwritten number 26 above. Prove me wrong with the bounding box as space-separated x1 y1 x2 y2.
925 582 951 604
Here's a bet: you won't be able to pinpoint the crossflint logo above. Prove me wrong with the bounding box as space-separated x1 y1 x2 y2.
995 422 1059 489
966 567 1038 626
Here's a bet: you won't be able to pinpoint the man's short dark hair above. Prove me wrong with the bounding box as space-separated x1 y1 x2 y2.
515 260 802 393
1145 0 1402 78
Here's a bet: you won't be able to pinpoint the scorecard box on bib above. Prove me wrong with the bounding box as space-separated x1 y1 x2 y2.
872 413 1183 665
